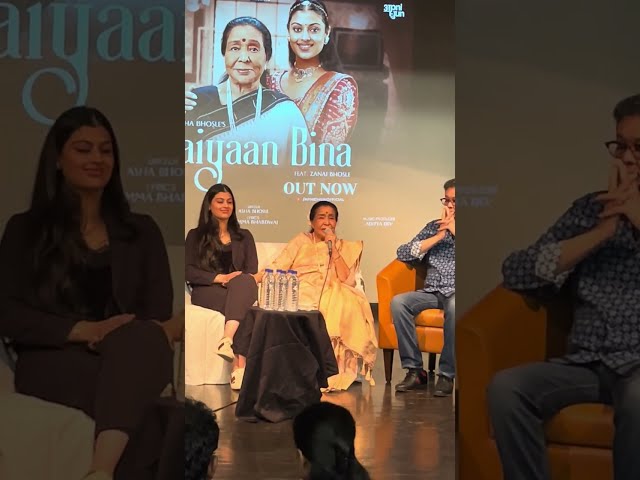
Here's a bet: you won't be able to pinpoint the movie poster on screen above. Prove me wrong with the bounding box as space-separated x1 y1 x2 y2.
185 0 414 239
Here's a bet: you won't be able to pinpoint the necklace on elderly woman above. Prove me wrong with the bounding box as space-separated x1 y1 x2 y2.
225 78 262 131
292 62 321 83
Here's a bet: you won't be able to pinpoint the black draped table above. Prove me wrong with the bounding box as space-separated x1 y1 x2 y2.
233 307 338 423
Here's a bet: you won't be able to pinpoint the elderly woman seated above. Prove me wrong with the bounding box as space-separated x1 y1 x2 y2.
252 201 378 392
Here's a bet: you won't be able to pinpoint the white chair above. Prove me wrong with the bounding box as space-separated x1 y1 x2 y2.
1 342 94 480
184 288 231 386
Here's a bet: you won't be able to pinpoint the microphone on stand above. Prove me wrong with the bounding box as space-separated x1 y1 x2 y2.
317 228 333 310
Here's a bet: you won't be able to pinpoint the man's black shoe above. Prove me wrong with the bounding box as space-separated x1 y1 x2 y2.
395 369 429 392
434 374 454 397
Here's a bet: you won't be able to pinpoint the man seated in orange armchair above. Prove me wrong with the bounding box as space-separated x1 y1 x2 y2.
489 95 640 480
392 179 456 395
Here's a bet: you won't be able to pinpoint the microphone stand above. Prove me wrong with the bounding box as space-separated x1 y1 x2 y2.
317 232 333 310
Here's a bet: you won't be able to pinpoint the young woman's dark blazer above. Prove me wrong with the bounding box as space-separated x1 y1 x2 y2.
185 228 258 286
0 211 173 348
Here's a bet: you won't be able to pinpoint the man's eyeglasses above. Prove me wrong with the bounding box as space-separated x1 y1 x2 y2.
605 140 640 159
440 198 455 206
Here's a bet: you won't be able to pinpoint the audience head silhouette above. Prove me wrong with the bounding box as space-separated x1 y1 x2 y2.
185 398 219 480
293 402 370 480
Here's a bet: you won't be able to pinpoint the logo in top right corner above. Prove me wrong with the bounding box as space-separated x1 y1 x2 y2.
383 3 405 20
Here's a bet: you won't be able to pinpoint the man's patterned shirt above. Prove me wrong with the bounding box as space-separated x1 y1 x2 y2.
503 192 640 374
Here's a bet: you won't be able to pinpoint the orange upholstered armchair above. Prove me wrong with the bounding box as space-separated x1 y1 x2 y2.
457 285 613 480
377 259 444 383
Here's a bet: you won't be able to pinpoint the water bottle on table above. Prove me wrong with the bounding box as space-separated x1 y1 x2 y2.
261 269 275 310
275 269 288 311
285 270 299 312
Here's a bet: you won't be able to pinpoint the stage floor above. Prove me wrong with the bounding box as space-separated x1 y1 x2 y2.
185 350 456 479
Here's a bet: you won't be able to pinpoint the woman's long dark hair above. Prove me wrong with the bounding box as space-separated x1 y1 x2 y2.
287 0 343 72
195 184 244 271
30 106 134 312
293 402 370 480
218 16 273 87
